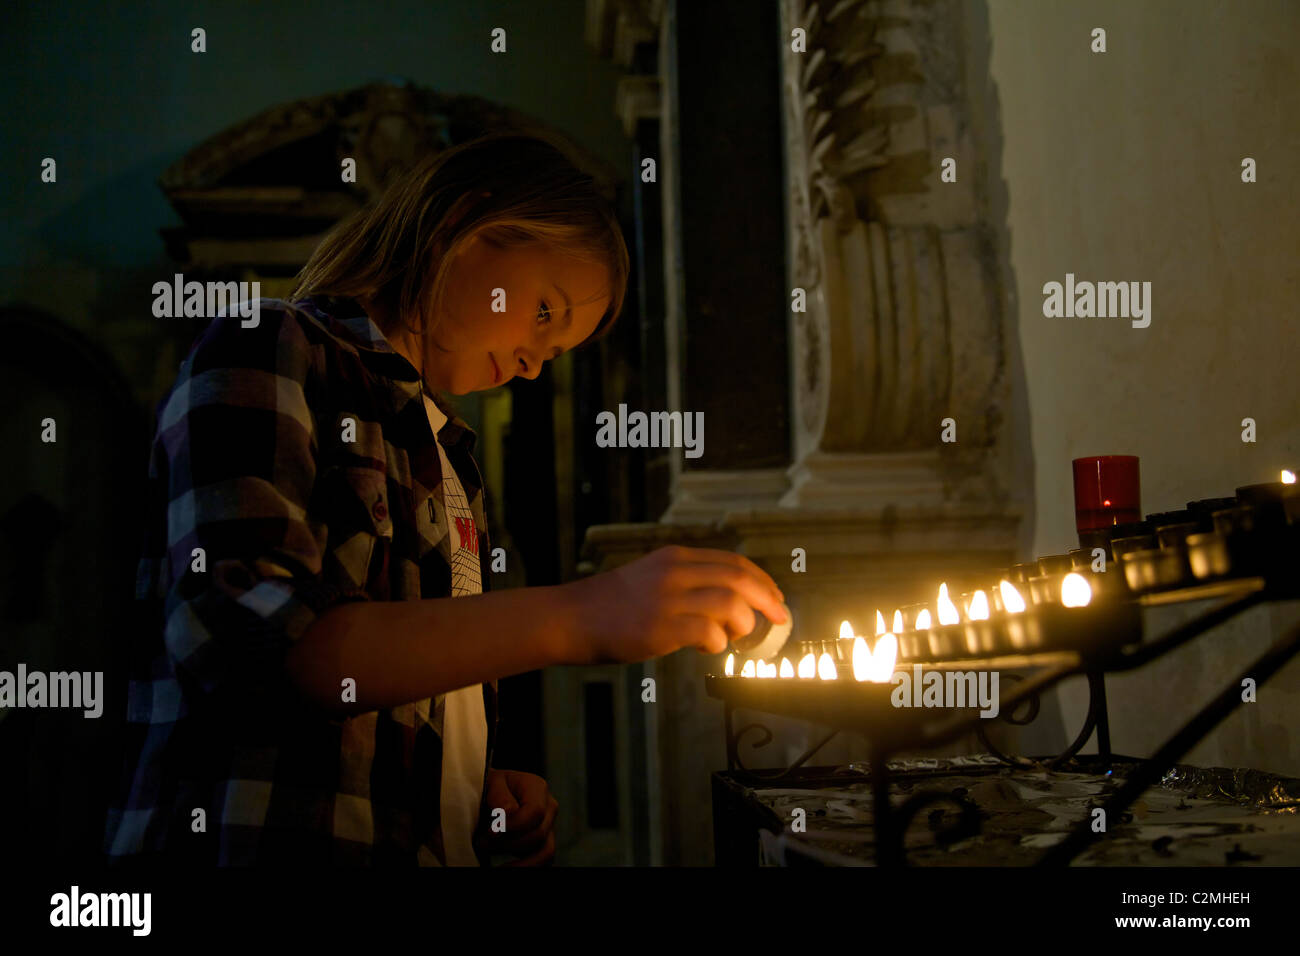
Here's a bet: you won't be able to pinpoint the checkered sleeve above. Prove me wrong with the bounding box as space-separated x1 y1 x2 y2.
156 306 368 721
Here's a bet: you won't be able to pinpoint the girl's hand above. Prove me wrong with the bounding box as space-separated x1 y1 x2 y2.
474 769 557 866
568 545 787 663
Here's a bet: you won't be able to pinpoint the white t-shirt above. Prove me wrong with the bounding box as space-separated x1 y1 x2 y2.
421 392 488 866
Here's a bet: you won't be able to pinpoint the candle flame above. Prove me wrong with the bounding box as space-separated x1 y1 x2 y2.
1283 469 1297 485
779 657 794 678
1061 572 1093 608
968 590 990 621
872 634 898 682
852 634 899 683
892 609 903 633
740 659 755 678
915 608 932 630
724 653 734 676
937 583 960 626
851 636 870 682
875 610 886 635
999 580 1026 613
817 652 838 680
797 653 816 678
840 620 855 641
759 660 779 678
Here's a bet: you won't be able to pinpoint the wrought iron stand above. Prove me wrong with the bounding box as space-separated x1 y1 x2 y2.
711 580 1300 865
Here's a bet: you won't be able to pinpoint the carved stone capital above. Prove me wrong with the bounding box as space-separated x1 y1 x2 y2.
781 0 1012 512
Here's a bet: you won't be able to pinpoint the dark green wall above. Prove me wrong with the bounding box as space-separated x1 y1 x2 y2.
1 0 627 409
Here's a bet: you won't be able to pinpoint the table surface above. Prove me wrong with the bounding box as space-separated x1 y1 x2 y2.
717 754 1300 865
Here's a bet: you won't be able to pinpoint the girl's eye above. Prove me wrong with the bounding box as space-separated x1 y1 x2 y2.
537 301 552 326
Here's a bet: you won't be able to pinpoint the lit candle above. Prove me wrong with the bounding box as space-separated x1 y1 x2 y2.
872 633 898 682
740 659 755 678
851 636 871 682
837 621 857 658
875 610 886 635
797 652 816 678
852 634 898 682
817 649 838 680
937 583 960 625
1060 572 1092 608
892 609 904 633
779 657 794 678
962 589 994 655
1282 469 1296 485
832 620 855 664
912 605 939 657
999 580 1026 613
724 653 735 676
1000 580 1040 650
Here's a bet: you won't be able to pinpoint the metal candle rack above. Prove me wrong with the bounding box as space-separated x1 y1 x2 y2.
706 481 1300 866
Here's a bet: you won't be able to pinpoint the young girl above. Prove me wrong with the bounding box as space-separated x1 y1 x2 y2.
104 131 788 867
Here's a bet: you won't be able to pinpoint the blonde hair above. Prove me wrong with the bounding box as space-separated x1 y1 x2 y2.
288 129 629 346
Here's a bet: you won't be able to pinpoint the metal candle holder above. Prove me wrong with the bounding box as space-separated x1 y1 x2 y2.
707 470 1300 866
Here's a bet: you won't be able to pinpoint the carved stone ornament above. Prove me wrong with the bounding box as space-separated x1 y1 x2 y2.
782 0 1002 464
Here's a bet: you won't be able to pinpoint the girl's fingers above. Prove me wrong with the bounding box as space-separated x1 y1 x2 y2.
676 549 783 596
670 562 787 626
503 802 544 834
675 587 757 642
676 612 731 655
510 794 557 842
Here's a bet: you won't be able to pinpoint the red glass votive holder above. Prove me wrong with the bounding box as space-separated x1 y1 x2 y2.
1073 455 1141 533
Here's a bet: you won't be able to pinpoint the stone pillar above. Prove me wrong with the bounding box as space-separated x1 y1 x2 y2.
582 0 1027 866
781 0 1015 512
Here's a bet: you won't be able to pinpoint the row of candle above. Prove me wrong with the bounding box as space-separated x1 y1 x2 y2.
724 622 898 683
722 469 1294 681
725 572 1097 680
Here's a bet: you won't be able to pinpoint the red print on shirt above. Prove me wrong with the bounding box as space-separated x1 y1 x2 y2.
453 515 479 555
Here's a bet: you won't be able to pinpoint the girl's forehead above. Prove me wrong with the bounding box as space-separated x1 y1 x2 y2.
506 244 608 283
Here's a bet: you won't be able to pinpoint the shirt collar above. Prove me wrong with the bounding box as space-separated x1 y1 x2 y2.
288 295 479 454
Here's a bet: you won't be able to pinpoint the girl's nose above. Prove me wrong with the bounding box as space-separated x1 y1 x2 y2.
515 351 542 380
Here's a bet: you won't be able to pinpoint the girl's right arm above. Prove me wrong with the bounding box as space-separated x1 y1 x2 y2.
286 545 788 716
157 306 784 721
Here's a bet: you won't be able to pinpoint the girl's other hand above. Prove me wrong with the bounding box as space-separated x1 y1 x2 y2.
474 769 557 866
567 545 787 663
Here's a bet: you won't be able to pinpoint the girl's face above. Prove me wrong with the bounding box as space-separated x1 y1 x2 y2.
400 236 611 395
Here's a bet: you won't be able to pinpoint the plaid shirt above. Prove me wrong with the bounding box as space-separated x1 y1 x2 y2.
103 295 498 866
